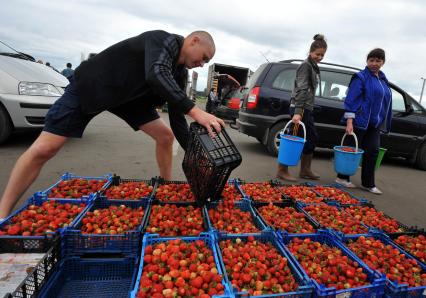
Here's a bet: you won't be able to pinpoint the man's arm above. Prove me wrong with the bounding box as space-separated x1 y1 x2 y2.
144 34 195 114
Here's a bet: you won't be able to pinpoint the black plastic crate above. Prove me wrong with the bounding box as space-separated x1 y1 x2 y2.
4 236 61 298
182 122 242 204
102 175 156 201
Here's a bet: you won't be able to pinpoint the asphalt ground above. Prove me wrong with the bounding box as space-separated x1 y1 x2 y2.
0 109 425 228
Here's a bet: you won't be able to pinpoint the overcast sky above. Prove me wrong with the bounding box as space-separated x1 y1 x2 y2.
1 0 425 103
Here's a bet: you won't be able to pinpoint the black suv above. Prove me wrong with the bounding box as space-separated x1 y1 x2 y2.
236 59 426 170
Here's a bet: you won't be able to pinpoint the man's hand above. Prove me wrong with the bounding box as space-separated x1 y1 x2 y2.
346 118 354 135
188 106 225 137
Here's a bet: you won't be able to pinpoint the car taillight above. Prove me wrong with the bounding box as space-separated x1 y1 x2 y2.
247 87 259 109
227 98 241 110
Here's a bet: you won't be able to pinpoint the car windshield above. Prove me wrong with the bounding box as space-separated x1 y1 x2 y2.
0 41 32 60
0 41 19 54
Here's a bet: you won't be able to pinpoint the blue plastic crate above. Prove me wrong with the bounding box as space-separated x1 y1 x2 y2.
0 194 90 253
278 230 386 297
341 203 415 236
204 200 267 234
213 230 313 297
275 183 326 204
252 201 319 235
145 201 208 237
305 182 369 206
389 230 426 267
298 202 370 236
102 175 157 201
218 179 245 202
235 180 287 203
129 232 232 298
38 256 138 298
63 197 150 255
152 178 197 203
41 172 112 201
341 232 426 298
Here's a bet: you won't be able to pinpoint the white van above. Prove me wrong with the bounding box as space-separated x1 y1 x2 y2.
0 41 69 143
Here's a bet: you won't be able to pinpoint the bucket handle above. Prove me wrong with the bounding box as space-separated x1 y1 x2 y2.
281 120 306 141
341 133 359 152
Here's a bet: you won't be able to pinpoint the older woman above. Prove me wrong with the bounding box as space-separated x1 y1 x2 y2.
335 48 392 195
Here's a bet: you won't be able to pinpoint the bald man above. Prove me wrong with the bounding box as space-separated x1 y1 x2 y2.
0 30 224 218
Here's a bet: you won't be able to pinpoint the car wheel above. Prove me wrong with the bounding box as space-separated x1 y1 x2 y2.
266 122 285 156
415 142 426 170
0 105 13 144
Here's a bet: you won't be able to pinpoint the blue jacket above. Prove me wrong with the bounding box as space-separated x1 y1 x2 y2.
343 67 392 133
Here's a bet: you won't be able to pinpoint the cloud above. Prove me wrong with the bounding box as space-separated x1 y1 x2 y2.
0 0 425 102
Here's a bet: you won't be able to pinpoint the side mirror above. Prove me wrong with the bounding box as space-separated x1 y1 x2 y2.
406 105 414 114
395 105 414 117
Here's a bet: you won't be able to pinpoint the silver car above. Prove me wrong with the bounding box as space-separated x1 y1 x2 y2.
0 41 69 143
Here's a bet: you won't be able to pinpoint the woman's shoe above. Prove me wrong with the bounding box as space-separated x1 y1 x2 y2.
361 186 382 195
335 178 356 188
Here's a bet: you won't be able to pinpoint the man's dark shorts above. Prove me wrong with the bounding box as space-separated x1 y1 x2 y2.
43 76 160 138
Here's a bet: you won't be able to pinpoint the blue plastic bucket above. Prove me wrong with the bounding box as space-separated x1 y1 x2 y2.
278 121 306 166
333 133 364 176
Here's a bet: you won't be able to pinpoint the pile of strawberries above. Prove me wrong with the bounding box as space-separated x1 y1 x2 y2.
219 236 299 295
0 201 86 236
155 183 195 202
80 204 144 234
278 185 323 203
207 201 259 233
257 203 315 233
287 237 370 290
394 234 426 263
313 186 359 205
137 239 225 298
303 204 368 234
344 205 402 233
346 236 426 287
105 181 153 200
146 205 204 236
241 182 282 203
48 178 106 198
221 184 242 202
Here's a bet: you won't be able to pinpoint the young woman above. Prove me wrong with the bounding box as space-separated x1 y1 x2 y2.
335 48 392 195
277 34 327 181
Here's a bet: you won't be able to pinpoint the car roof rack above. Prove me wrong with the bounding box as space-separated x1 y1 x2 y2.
278 59 362 72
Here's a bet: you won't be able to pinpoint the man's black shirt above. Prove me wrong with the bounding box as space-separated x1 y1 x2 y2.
74 30 195 149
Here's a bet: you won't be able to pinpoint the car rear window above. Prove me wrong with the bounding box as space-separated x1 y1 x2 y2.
246 63 268 89
272 69 296 91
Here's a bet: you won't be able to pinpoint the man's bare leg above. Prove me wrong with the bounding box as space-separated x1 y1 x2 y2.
0 132 67 217
140 119 174 180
